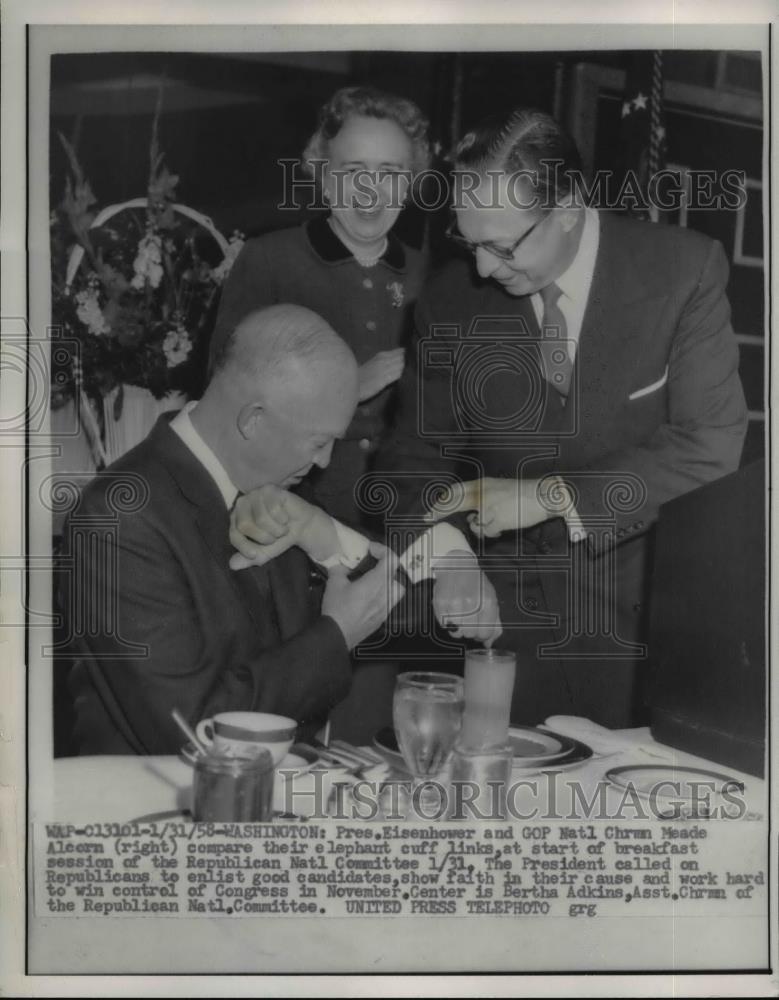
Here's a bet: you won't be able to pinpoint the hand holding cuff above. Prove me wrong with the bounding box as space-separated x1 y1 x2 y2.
320 520 474 582
538 475 587 544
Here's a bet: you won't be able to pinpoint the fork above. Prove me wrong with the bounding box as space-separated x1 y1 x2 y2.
296 740 387 777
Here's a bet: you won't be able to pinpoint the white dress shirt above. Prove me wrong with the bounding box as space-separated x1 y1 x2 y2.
529 208 600 543
171 401 238 508
530 207 600 364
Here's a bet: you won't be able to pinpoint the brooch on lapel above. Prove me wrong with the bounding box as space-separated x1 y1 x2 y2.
386 281 405 309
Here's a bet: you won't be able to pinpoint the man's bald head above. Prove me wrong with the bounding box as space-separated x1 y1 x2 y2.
198 304 360 493
210 304 357 403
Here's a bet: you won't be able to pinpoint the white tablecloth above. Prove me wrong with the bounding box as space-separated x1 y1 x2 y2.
28 726 768 976
36 724 767 822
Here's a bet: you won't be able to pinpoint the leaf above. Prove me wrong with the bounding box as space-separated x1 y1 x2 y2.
62 176 97 236
113 382 124 421
58 132 86 187
59 134 98 234
148 80 165 182
148 164 180 206
146 83 179 211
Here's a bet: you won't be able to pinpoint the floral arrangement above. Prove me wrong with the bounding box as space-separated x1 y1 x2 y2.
50 118 244 425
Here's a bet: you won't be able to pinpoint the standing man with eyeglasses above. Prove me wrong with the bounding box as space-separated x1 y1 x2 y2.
375 107 747 728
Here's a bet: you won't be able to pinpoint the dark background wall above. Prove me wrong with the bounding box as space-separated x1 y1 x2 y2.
48 48 766 757
50 48 766 463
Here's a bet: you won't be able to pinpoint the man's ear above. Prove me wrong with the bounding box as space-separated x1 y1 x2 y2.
237 401 264 440
558 205 582 234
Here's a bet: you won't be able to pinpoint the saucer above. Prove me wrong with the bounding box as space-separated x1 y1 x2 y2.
507 726 572 766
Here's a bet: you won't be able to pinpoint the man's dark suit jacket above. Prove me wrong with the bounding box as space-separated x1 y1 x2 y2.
376 212 748 727
62 418 352 755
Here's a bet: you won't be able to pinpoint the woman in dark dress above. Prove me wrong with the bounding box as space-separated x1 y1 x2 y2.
210 86 431 526
211 87 432 742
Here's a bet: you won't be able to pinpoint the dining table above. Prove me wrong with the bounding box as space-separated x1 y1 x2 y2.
28 718 769 976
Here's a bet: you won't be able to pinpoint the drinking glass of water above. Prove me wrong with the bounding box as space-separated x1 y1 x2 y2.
393 671 464 815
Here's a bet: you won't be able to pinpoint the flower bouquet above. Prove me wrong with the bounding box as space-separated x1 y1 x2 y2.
51 117 244 468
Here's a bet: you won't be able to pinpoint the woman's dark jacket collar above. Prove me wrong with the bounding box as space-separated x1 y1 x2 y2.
304 215 407 272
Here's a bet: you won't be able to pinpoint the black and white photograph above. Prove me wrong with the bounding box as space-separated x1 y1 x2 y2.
2 2 776 995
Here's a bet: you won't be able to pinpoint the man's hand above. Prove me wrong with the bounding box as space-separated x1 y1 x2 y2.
425 476 570 538
358 348 405 402
229 485 338 569
322 542 405 649
432 550 502 646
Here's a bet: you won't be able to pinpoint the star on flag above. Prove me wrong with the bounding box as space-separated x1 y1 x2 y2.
633 92 648 110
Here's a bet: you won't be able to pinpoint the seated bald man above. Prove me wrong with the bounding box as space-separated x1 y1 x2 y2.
62 305 406 754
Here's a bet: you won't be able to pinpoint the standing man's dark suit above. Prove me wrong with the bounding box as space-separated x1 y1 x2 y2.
377 212 747 727
63 417 352 755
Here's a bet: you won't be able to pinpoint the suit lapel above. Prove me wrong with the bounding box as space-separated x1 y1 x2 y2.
193 502 277 636
562 214 663 462
266 548 316 641
151 418 278 637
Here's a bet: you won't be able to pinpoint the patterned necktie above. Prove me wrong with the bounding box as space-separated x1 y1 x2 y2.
538 282 573 397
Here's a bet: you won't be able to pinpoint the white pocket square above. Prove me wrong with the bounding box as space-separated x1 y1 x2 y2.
629 365 669 401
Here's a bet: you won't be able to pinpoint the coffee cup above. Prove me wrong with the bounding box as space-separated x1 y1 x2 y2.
193 711 296 766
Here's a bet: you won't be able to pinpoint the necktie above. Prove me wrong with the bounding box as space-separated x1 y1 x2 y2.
538 282 573 397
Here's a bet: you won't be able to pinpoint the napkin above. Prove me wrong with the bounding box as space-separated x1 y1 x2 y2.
543 715 674 760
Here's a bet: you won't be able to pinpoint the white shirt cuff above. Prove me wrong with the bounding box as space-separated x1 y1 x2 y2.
319 520 474 582
398 523 474 584
319 520 370 570
564 504 587 543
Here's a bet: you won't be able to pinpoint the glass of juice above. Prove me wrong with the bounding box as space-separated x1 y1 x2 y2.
460 648 516 750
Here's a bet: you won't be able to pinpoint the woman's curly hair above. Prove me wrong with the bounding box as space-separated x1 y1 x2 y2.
303 86 431 178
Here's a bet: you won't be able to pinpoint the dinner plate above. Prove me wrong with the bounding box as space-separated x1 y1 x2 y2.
606 764 745 801
373 726 591 772
128 809 305 823
278 745 320 773
507 726 571 765
520 738 594 773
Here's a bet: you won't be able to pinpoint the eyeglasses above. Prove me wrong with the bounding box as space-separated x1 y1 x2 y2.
445 213 549 261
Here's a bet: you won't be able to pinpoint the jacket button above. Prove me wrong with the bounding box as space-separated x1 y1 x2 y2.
633 603 642 612
366 320 377 331
359 438 372 451
526 598 538 611
539 541 553 554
